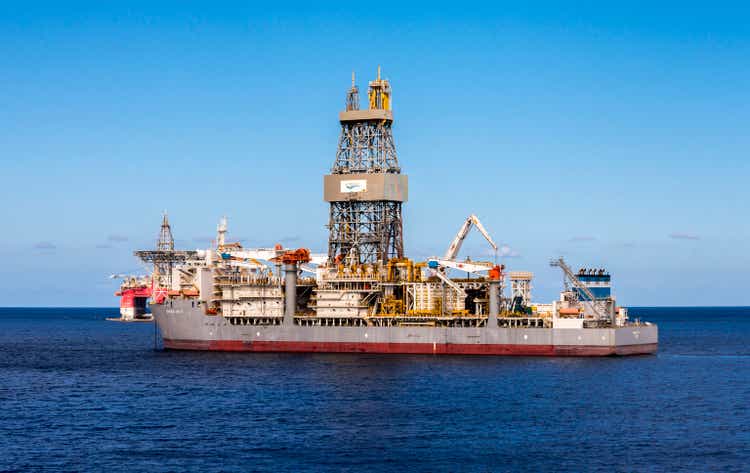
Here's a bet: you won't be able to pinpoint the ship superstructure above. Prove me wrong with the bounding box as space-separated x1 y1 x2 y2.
124 68 657 356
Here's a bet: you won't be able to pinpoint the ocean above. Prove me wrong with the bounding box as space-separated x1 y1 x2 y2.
0 307 748 472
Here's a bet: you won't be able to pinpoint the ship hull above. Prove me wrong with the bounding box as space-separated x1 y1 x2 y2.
154 300 658 357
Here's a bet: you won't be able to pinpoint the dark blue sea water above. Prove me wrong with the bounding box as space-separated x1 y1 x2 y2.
1 307 748 472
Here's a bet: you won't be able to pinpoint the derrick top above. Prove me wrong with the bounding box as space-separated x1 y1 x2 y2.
157 212 174 251
367 65 391 111
340 66 393 122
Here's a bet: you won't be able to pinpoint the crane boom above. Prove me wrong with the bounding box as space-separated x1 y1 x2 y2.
225 259 266 270
428 258 493 274
444 218 471 260
443 214 498 260
551 257 596 301
550 257 606 319
431 268 467 298
471 215 498 253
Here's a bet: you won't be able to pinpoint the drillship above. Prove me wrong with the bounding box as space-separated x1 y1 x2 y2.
126 69 657 356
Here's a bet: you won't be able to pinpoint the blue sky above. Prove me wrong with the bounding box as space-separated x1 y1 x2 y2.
1 1 748 306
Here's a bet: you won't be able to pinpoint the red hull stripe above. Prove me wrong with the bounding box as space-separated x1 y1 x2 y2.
162 339 657 357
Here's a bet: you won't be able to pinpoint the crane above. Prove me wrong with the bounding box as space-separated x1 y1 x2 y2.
428 214 498 276
550 257 607 320
431 267 467 298
422 214 500 308
427 258 494 274
444 214 498 261
224 259 266 271
299 254 328 275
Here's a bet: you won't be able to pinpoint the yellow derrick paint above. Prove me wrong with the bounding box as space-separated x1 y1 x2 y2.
368 65 391 111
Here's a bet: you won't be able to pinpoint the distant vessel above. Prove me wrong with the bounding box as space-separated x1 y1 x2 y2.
109 276 153 322
123 68 657 355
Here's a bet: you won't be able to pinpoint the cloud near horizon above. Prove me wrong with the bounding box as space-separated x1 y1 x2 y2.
107 234 129 242
499 245 521 258
569 236 597 242
669 232 700 241
33 241 56 250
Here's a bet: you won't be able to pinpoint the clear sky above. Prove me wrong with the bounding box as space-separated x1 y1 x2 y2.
1 1 748 307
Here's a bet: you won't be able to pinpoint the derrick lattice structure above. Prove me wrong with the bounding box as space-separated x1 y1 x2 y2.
157 212 174 251
325 68 408 264
135 213 196 287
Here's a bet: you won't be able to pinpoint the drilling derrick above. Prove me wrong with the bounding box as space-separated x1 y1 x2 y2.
157 212 175 251
153 212 176 280
135 213 196 288
325 67 408 264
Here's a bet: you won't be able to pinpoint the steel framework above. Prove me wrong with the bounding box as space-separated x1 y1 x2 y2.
157 212 174 251
135 213 194 287
327 200 403 263
509 271 533 311
327 68 405 264
550 257 609 320
332 121 400 173
134 249 198 288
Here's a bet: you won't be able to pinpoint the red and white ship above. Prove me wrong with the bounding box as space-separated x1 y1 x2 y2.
111 276 154 322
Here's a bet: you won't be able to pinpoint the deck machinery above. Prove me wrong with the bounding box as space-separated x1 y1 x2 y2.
132 68 657 356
